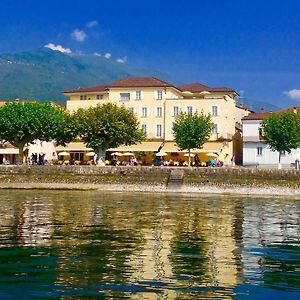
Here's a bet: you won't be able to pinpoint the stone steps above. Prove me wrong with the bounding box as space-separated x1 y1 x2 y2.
167 169 184 189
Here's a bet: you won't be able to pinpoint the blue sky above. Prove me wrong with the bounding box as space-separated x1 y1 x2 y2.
0 0 300 107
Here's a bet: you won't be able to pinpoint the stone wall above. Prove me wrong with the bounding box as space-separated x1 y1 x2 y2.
0 165 299 188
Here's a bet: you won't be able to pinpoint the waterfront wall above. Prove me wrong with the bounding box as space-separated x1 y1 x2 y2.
0 165 299 188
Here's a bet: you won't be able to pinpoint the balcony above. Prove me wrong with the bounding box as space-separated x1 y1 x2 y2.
243 135 264 142
210 133 233 141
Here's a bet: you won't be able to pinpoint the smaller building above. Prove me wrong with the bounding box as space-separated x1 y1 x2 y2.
242 107 300 167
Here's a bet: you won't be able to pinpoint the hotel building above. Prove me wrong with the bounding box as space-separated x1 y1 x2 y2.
63 77 242 165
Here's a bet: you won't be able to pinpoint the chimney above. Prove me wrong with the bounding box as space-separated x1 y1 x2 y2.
260 107 265 113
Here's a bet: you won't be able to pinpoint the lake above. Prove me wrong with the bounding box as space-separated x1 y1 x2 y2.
0 190 299 299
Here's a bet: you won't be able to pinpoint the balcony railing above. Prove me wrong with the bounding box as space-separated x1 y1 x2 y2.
210 133 233 141
243 135 264 142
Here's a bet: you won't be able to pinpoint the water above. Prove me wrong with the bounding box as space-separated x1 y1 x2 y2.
0 190 299 299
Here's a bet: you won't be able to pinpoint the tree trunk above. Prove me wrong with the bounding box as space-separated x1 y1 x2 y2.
278 152 282 170
18 145 25 165
96 148 106 166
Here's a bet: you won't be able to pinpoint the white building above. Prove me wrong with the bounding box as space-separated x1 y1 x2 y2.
242 108 300 167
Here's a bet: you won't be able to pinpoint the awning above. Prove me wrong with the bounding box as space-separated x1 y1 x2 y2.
56 142 93 152
108 142 163 152
0 148 19 154
162 141 222 153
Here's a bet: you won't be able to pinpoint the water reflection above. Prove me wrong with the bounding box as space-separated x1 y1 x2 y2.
0 190 299 299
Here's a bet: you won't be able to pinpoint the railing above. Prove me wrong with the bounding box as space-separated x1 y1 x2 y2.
210 133 233 141
243 136 264 142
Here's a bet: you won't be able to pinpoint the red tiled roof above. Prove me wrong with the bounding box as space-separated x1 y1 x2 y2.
110 77 175 88
0 101 6 107
278 106 300 113
179 83 210 93
64 77 177 94
64 85 109 94
242 106 300 121
242 113 271 121
179 82 237 94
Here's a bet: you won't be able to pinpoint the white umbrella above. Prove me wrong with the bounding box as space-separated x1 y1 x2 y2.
156 151 167 156
111 152 123 156
123 152 134 156
86 151 95 156
184 153 195 157
206 152 218 158
58 151 70 156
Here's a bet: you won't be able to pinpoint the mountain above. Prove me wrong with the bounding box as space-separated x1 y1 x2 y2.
0 47 282 112
236 98 281 113
0 47 168 102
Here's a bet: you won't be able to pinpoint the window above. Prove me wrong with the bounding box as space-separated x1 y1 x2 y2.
136 90 141 100
80 95 87 100
187 106 193 115
157 90 163 100
212 106 218 116
173 106 179 116
212 124 218 134
142 107 148 117
96 94 103 100
120 93 130 101
128 107 134 113
141 124 147 134
156 107 163 117
156 124 162 137
257 147 263 156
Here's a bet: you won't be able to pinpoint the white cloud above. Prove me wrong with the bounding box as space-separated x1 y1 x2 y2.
93 52 101 57
44 43 72 54
284 89 300 100
86 20 98 28
116 56 127 64
71 29 88 42
104 53 111 59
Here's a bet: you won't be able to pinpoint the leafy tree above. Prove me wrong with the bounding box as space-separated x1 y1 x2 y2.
74 103 145 165
0 101 76 164
262 110 300 168
172 112 214 166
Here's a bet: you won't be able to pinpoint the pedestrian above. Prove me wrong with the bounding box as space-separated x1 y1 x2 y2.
194 154 200 167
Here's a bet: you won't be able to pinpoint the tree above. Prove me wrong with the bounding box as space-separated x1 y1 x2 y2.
172 112 214 166
0 101 76 164
74 103 145 165
262 110 300 169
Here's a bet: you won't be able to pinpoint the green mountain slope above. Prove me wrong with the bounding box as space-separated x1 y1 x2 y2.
0 47 157 102
0 47 281 112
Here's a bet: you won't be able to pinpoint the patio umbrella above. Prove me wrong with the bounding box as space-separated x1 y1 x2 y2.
156 151 167 156
58 151 70 156
123 152 134 156
206 152 218 158
86 151 95 156
184 153 195 157
111 152 123 156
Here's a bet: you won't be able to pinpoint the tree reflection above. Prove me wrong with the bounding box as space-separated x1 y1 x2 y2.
170 231 207 278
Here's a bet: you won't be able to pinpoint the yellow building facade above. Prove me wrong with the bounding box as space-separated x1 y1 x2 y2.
64 77 241 165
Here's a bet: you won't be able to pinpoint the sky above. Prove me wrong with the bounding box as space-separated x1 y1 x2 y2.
0 0 300 108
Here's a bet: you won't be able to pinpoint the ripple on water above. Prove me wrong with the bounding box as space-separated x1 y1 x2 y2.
0 190 299 299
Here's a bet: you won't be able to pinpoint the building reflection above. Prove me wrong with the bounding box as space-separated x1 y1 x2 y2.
0 191 299 298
